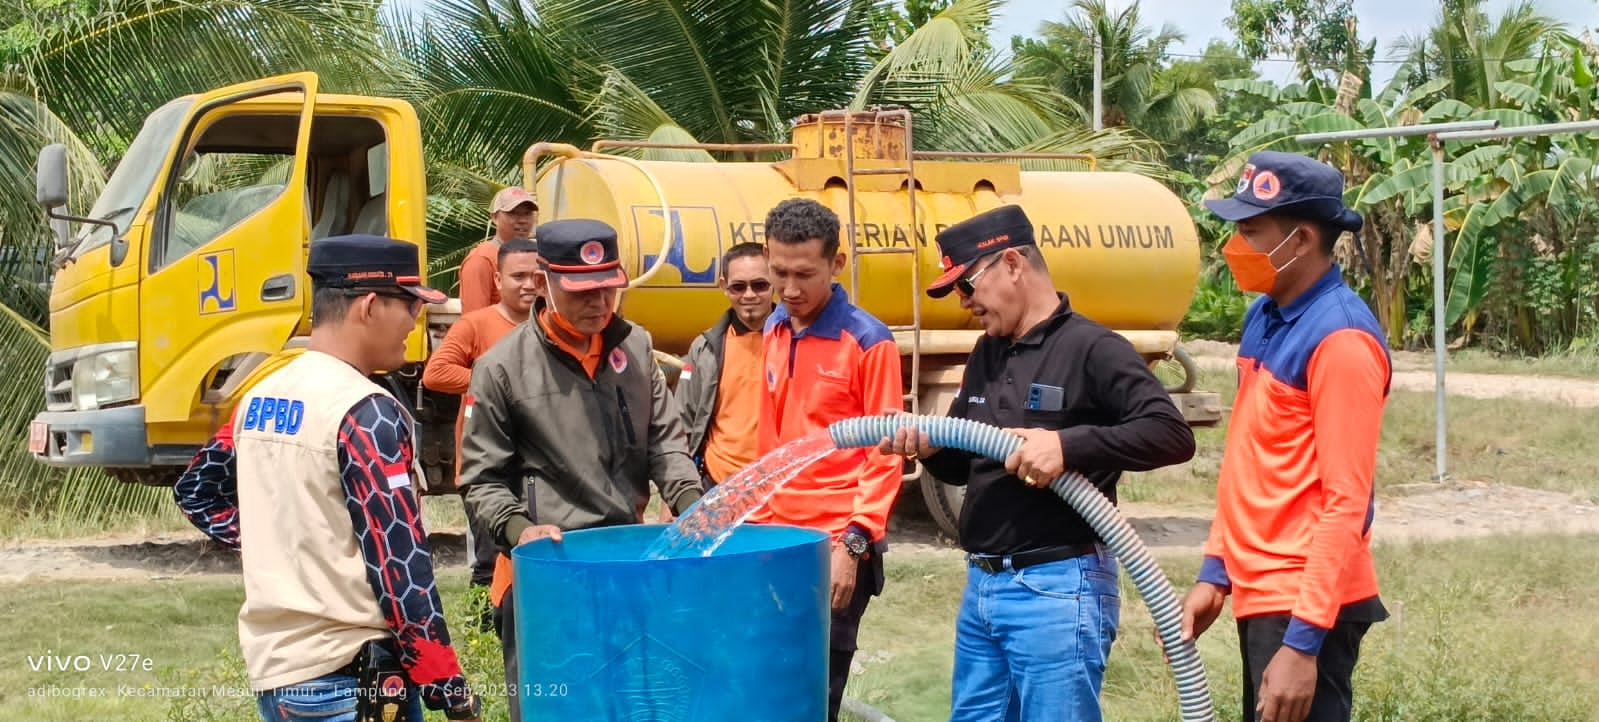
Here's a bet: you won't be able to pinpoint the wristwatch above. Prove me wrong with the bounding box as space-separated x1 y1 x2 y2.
445 693 481 720
841 530 870 559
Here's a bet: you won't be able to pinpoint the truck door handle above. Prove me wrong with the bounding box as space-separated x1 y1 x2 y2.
261 274 296 302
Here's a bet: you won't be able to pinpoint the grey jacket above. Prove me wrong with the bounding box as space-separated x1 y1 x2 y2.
677 309 747 462
458 301 704 550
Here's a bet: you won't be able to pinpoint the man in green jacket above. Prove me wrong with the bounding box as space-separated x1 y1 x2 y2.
457 218 704 721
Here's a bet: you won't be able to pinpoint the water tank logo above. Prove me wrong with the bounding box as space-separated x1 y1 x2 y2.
588 634 703 721
580 240 606 265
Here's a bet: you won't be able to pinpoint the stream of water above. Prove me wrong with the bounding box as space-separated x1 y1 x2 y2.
641 431 837 560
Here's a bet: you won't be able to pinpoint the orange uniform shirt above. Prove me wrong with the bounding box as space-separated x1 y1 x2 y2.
420 305 520 605
458 240 500 312
1201 266 1391 654
751 284 903 540
702 326 764 483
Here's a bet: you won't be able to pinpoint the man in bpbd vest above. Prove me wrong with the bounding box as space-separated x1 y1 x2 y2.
175 234 481 722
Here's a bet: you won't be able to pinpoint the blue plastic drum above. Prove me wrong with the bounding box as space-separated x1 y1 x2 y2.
510 523 830 721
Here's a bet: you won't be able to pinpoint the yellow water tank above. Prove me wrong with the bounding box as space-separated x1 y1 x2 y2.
531 112 1199 355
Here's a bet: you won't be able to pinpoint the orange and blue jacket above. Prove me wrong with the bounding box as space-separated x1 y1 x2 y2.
751 284 904 541
1201 265 1391 655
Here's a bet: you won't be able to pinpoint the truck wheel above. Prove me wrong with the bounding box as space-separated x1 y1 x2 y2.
919 470 964 540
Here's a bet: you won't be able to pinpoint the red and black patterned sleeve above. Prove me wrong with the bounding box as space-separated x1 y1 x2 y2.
173 412 241 550
338 393 473 712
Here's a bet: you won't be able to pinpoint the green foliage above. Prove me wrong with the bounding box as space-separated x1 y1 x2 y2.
1010 0 1218 144
1226 0 1363 82
1179 274 1252 343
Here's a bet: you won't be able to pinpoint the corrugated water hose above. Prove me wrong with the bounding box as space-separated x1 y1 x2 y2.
829 415 1215 722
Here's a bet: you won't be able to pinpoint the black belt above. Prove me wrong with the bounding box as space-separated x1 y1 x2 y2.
967 543 1099 573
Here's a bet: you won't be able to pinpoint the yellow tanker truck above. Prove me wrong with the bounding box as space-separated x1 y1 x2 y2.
27 72 1219 537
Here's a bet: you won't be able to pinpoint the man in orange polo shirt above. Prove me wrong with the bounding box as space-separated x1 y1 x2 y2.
422 238 538 628
459 186 537 312
677 242 774 489
751 198 904 722
1179 151 1391 722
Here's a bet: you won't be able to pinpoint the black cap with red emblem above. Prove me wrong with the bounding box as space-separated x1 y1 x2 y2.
535 219 629 292
926 205 1037 299
307 234 447 304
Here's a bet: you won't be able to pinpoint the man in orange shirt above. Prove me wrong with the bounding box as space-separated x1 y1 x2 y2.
1179 151 1391 722
459 186 537 312
423 238 538 626
677 242 774 489
752 198 904 722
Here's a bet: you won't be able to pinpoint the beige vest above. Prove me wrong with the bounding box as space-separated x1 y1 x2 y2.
233 350 409 691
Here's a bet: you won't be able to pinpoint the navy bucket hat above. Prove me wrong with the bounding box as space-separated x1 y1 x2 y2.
1204 151 1363 233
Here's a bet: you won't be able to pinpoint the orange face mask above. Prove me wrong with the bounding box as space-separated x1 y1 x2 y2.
1222 226 1299 294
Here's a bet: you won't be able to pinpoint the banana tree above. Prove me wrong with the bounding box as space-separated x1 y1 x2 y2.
1208 64 1495 345
1441 39 1599 351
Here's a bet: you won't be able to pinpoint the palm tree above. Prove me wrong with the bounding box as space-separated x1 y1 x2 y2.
399 0 1167 269
0 0 389 530
1389 0 1568 108
1011 0 1217 145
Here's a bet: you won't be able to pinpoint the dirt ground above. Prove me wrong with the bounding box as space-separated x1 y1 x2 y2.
1184 339 1599 408
3 341 1596 582
3 478 1593 582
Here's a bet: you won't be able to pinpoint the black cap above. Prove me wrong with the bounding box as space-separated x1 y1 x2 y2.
535 219 628 292
1204 151 1363 232
307 234 446 304
927 205 1036 299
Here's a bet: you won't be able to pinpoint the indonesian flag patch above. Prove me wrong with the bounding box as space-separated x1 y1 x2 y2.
462 393 474 419
680 363 694 381
382 460 411 489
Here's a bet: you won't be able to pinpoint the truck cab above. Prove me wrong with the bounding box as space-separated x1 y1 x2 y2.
30 73 438 487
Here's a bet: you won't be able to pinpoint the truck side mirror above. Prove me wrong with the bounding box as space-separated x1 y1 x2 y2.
36 144 70 249
36 143 68 208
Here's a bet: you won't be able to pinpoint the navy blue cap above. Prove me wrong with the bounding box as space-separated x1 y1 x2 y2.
535 219 628 292
307 234 446 304
927 205 1036 299
1204 151 1363 232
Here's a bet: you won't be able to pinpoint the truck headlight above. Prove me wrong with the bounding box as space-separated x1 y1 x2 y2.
72 348 138 410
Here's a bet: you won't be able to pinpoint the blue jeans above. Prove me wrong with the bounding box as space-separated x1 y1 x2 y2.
255 672 423 722
949 546 1120 722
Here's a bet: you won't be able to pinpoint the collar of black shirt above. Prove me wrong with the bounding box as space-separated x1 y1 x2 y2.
1010 293 1075 347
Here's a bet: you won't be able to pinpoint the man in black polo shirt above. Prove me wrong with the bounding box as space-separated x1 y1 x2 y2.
879 205 1195 722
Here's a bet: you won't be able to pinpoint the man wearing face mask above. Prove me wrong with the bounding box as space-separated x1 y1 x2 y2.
876 205 1194 722
1176 151 1392 722
456 219 705 721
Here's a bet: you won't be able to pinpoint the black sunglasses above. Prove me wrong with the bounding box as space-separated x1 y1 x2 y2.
726 279 772 295
955 254 1004 297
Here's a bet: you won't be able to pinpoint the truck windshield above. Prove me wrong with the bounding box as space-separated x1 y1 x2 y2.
73 97 195 257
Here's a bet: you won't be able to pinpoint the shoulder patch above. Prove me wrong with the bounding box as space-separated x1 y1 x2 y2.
842 307 895 351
